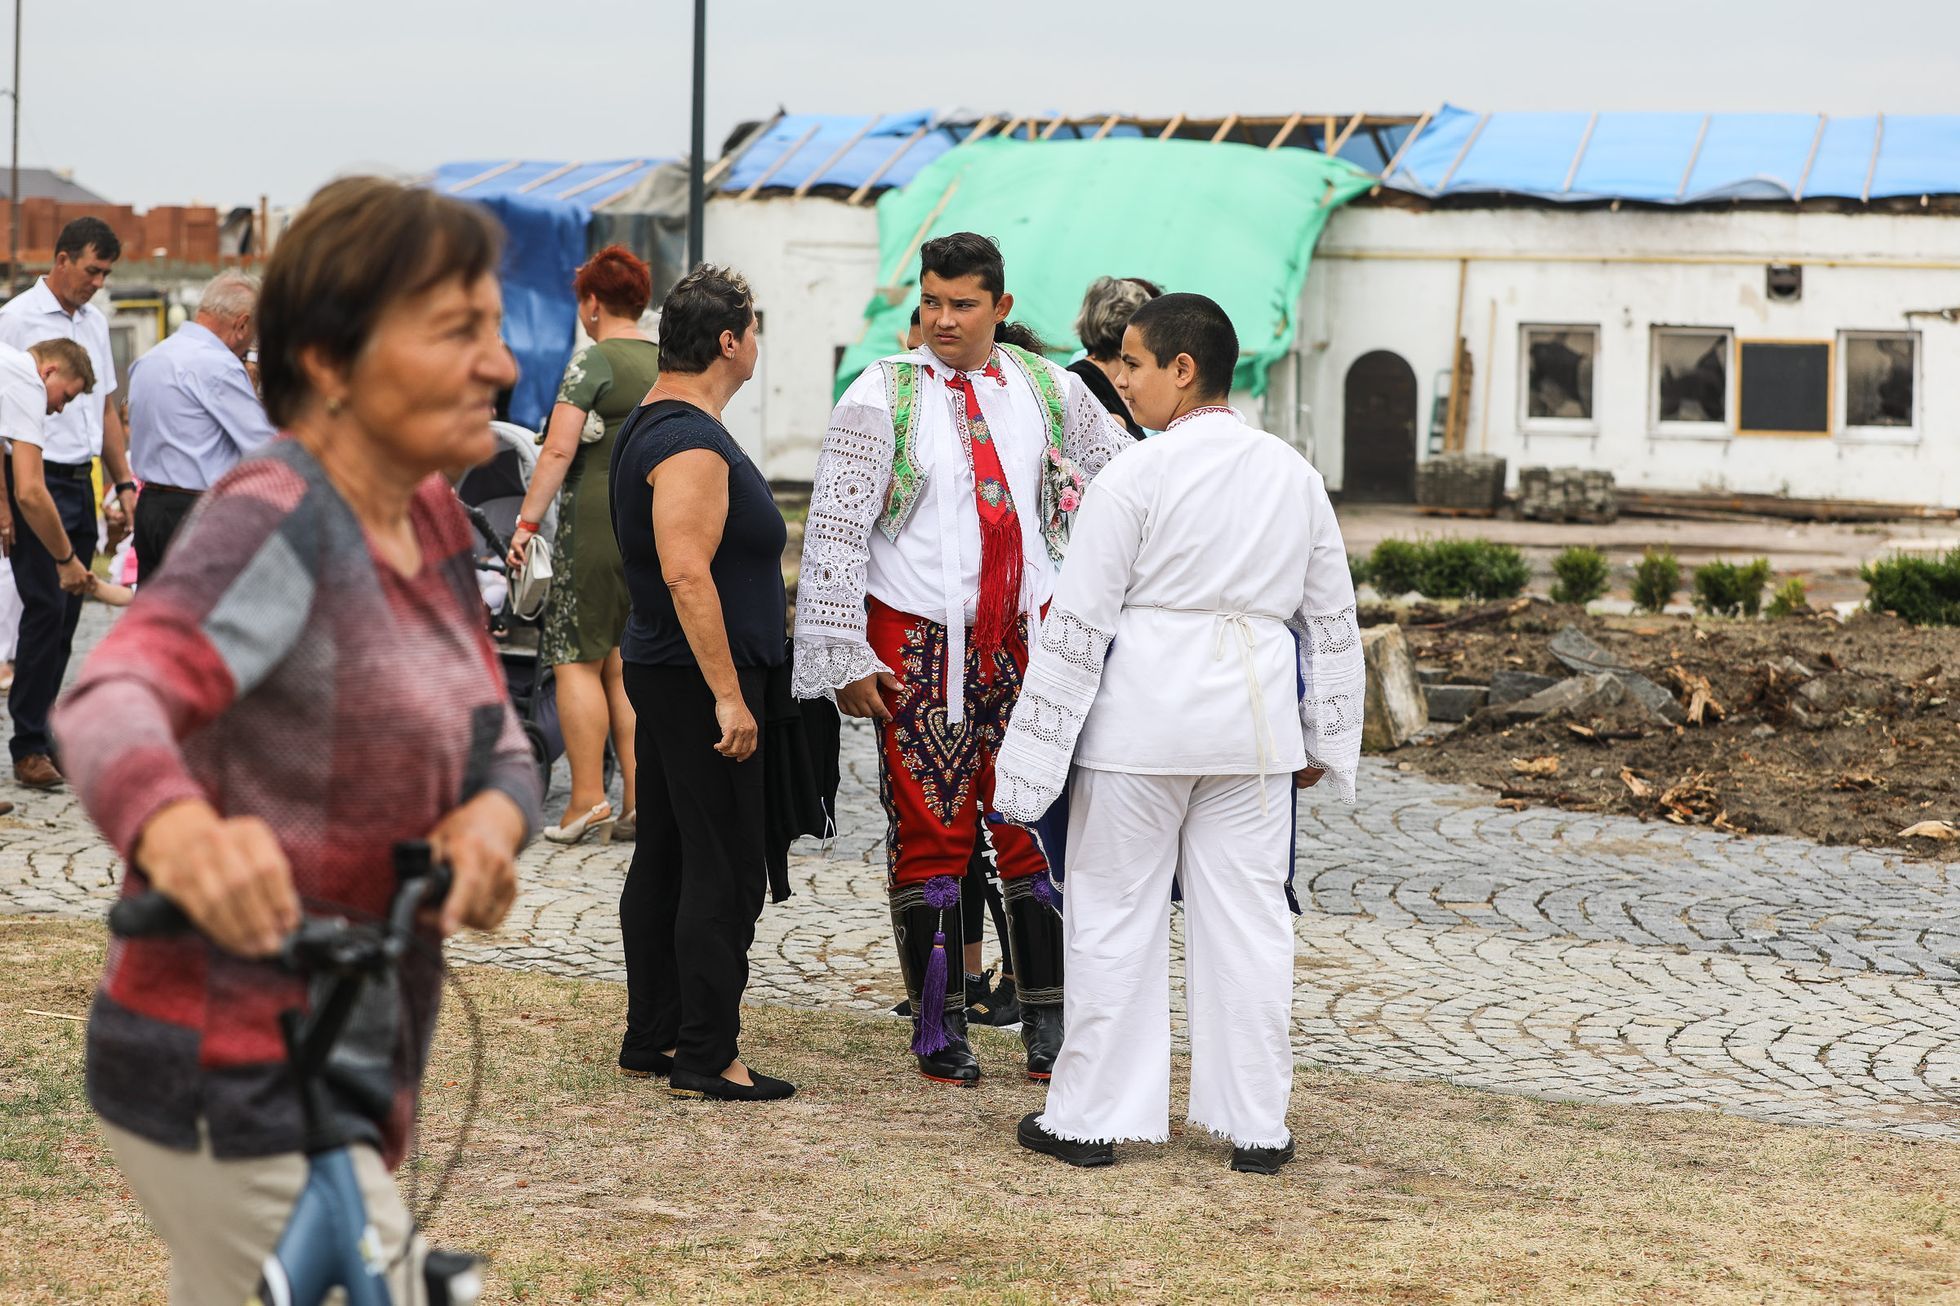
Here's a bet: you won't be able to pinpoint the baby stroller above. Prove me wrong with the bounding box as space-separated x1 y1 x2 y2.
456 421 614 794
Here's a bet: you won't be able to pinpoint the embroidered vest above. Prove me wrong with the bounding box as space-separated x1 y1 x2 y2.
877 343 1069 561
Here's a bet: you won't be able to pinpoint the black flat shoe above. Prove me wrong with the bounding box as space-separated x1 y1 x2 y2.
668 1068 796 1102
1017 1112 1113 1168
618 1047 674 1078
1230 1137 1296 1175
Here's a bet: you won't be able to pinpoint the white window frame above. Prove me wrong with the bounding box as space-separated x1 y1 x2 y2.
1649 326 1734 441
1837 329 1920 445
1517 323 1600 436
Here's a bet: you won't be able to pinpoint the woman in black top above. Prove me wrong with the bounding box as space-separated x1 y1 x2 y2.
1067 275 1162 438
608 264 793 1102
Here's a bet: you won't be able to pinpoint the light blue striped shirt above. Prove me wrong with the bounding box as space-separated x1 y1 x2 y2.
128 321 277 490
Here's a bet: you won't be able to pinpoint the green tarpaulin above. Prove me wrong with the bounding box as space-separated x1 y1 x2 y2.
836 136 1374 400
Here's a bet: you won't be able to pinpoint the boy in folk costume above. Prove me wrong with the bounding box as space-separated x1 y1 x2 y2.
993 293 1364 1172
793 233 1133 1083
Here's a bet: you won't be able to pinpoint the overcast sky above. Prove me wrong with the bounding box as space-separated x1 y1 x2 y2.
49 0 1960 209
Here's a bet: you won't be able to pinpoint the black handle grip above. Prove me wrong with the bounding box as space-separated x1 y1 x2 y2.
107 892 192 939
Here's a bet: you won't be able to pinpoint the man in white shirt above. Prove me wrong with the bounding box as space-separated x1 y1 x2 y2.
0 216 131 788
994 293 1365 1175
127 270 276 578
793 233 1132 1085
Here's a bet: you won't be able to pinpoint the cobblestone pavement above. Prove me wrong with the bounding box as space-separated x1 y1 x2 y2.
10 608 1960 1139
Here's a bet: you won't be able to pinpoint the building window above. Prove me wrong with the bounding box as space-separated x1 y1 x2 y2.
1651 327 1731 435
1519 325 1597 432
1737 340 1831 437
1841 331 1917 438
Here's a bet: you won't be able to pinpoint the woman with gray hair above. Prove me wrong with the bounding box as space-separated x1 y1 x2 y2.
1069 274 1161 438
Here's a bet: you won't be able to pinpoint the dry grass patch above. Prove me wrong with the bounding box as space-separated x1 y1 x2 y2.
5 917 1960 1303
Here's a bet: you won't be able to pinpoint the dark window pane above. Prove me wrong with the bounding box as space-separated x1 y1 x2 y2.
1525 328 1595 421
1846 334 1914 427
1657 332 1727 423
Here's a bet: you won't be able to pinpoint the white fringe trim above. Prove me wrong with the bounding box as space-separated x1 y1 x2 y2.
1036 1113 1170 1146
1186 1115 1292 1151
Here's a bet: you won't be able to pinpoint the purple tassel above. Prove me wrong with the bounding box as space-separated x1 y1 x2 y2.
913 930 952 1056
911 875 962 1057
1030 875 1057 908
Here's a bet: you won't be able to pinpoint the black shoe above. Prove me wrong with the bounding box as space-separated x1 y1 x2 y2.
1017 1112 1113 1168
916 1007 981 1085
668 1067 796 1101
965 969 1022 1027
1020 1003 1062 1080
1230 1136 1296 1175
891 997 912 1018
618 1046 674 1078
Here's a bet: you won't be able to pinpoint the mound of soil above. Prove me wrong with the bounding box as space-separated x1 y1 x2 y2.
1394 603 1960 856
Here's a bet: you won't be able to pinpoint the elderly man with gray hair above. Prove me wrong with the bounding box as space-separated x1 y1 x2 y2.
1069 274 1161 439
126 270 278 578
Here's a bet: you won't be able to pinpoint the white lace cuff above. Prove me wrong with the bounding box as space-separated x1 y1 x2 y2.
1292 604 1364 805
791 636 892 700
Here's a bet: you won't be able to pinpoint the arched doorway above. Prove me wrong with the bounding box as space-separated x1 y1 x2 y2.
1343 351 1418 502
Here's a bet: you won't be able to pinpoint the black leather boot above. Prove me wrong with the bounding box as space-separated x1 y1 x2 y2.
892 877 980 1085
1003 876 1065 1081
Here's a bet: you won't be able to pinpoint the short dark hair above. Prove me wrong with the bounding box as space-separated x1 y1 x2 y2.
919 231 1004 299
259 176 503 426
55 216 120 264
574 243 652 319
657 264 754 374
1128 293 1238 400
908 306 920 326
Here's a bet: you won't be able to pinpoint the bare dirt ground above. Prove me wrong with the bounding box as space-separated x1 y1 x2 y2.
1392 600 1960 855
10 919 1960 1304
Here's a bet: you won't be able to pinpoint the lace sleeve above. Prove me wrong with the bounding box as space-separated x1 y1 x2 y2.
993 473 1142 822
1060 369 1134 485
791 397 897 699
1289 474 1364 803
994 609 1114 822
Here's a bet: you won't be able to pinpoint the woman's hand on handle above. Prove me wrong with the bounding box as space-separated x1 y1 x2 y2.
713 693 759 761
427 791 525 936
132 801 299 958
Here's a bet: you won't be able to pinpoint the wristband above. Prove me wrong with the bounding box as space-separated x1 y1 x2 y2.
114 481 137 495
53 551 75 566
515 518 542 535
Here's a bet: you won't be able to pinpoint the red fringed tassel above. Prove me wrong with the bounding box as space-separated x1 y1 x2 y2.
972 512 1023 681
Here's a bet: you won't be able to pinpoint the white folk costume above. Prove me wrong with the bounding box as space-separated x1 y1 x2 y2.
993 405 1363 1148
794 341 1131 1081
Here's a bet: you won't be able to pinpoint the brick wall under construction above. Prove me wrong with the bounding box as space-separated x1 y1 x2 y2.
0 198 220 266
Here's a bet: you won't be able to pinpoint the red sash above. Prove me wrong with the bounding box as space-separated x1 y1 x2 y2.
935 362 1022 678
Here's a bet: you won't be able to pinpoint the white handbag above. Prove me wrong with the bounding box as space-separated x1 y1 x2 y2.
509 534 554 620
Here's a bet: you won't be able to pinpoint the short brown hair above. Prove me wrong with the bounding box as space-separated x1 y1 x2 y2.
27 338 95 392
657 265 754 374
258 176 503 426
574 244 652 319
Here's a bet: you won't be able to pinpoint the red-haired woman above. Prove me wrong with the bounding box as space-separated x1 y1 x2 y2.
508 245 658 842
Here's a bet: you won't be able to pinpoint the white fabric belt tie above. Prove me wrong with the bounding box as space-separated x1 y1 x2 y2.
1137 604 1287 815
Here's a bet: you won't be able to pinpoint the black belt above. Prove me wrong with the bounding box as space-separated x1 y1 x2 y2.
141 483 202 497
43 461 94 482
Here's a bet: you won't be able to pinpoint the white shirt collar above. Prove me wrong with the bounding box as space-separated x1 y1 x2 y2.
918 344 1002 379
23 276 87 321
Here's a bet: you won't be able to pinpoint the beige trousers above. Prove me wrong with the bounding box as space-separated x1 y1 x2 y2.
100 1117 425 1305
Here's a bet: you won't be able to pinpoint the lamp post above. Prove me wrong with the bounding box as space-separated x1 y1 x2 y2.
8 0 19 296
686 0 705 271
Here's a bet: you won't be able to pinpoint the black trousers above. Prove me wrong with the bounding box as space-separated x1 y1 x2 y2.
6 460 95 763
619 660 769 1076
133 486 199 581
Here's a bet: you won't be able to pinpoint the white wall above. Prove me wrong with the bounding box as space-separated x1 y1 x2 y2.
703 195 880 482
1301 205 1960 505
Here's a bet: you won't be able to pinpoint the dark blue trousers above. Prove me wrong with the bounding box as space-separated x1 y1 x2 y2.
6 459 96 762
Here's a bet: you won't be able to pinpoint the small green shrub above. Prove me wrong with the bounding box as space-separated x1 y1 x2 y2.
1415 538 1531 601
1549 546 1611 607
1691 557 1773 617
1631 548 1681 613
1766 577 1808 619
1366 538 1424 597
1860 550 1960 626
1348 553 1373 589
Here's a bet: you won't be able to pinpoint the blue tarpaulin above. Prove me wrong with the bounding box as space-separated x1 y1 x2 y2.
432 159 665 430
1386 105 1960 204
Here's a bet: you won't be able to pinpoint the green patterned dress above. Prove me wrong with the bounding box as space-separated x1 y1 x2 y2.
539 337 660 666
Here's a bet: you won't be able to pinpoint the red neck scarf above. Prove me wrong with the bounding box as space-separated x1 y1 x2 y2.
932 360 1021 676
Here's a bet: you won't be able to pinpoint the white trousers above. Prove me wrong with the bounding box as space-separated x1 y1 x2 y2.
1037 768 1295 1149
0 559 20 662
